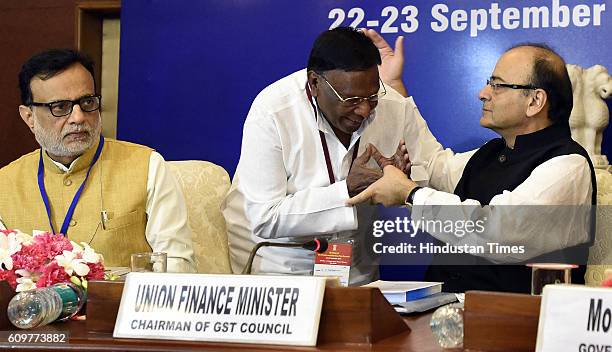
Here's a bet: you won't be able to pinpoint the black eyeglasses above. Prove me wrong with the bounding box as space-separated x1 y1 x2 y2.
486 79 538 92
319 74 386 107
30 95 101 117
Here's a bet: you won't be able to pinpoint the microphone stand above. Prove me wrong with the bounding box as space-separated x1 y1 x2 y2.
242 239 328 275
242 242 304 275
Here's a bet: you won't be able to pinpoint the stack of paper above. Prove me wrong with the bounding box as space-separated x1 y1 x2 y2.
363 280 443 304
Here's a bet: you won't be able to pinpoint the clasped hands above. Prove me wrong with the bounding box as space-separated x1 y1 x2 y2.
345 29 417 206
346 140 419 206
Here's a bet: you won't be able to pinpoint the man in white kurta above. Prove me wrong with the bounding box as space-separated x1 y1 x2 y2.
222 61 439 284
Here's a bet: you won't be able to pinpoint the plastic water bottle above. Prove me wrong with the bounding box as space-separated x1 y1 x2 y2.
430 302 464 348
7 283 84 329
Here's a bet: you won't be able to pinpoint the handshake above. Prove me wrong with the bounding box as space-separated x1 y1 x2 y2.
346 139 420 207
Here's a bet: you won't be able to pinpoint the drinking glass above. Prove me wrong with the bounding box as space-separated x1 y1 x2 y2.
527 263 577 295
130 252 167 273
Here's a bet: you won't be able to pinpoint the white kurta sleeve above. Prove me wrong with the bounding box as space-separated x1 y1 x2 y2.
411 154 593 263
399 96 475 192
145 152 196 272
235 110 357 240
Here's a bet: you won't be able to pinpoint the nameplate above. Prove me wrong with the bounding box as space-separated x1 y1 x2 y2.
536 285 612 352
113 273 327 346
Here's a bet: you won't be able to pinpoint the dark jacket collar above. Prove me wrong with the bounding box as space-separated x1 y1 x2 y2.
505 123 571 154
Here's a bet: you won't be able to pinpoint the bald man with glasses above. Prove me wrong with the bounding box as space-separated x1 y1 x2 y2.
348 43 597 293
0 49 195 272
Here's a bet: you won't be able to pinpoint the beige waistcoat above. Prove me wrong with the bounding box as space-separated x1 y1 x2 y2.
0 137 153 267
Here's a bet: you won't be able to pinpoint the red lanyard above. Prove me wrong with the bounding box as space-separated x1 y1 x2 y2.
306 83 360 185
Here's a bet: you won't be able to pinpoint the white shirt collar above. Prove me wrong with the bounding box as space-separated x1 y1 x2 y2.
46 151 79 173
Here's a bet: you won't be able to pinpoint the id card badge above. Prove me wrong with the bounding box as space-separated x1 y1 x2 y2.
313 239 353 287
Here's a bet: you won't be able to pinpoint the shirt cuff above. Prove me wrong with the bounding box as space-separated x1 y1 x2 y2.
333 180 358 231
410 187 435 219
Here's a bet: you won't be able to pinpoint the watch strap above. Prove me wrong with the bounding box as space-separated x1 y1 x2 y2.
405 186 423 205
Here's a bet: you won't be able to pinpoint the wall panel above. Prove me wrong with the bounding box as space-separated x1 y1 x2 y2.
0 0 76 167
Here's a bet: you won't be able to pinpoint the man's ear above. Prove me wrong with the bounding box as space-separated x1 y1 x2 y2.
19 105 35 132
307 71 320 98
526 89 547 118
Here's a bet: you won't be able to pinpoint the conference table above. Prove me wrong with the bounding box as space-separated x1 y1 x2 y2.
0 312 449 351
2 279 541 351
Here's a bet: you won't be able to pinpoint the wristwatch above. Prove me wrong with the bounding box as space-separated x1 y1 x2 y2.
405 186 422 206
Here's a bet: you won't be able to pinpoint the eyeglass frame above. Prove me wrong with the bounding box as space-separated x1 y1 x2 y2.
486 79 539 92
29 94 102 117
317 73 386 107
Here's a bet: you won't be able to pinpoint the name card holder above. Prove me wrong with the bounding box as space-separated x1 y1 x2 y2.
114 273 329 346
318 286 410 344
86 280 124 333
0 280 15 329
536 285 612 352
86 278 410 346
463 290 541 352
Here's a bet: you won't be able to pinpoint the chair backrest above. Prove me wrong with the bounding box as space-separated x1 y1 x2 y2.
585 168 612 285
166 160 232 273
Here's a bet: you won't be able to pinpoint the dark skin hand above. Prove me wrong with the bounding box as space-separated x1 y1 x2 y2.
346 141 411 197
347 144 382 197
370 139 411 177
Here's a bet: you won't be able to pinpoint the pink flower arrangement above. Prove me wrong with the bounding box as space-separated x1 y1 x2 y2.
0 229 105 292
603 269 612 288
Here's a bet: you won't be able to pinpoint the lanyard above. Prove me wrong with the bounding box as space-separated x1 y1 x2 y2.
37 135 104 236
305 83 360 185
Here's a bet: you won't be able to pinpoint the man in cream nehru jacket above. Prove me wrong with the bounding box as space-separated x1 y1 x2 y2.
0 49 195 272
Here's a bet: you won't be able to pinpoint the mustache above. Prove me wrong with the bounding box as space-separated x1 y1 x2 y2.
62 125 92 137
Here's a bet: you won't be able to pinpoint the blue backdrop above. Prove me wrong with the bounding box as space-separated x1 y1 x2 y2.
118 0 612 175
117 0 612 279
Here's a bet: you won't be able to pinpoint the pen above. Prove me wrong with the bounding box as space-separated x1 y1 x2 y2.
101 210 109 230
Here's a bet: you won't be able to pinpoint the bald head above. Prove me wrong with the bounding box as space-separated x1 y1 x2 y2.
504 44 573 125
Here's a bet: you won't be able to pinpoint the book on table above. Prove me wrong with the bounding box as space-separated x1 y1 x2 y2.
363 280 443 304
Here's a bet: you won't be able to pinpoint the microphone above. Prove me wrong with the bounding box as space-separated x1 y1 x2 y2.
241 238 329 275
